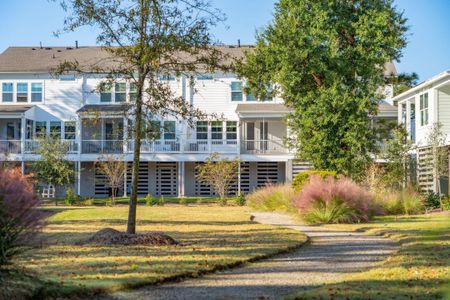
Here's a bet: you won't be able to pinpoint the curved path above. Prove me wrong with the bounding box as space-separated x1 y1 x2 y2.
102 212 398 300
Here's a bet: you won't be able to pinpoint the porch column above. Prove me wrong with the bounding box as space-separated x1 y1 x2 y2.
123 161 128 197
21 161 25 176
20 115 25 155
178 161 185 197
76 161 81 195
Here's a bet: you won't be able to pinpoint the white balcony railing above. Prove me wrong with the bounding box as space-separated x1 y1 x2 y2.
184 139 238 153
24 139 79 154
241 139 288 154
82 140 124 154
127 140 181 153
0 140 21 154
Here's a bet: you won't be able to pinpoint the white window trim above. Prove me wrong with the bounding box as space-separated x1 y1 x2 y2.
0 80 44 104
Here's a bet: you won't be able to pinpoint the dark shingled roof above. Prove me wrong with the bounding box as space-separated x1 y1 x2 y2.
0 105 33 113
77 104 131 113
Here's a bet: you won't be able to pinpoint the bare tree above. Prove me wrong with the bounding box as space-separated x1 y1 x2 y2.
196 153 239 205
95 155 126 205
55 0 228 233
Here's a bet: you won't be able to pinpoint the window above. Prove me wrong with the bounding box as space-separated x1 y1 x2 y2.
196 121 208 140
35 121 47 138
65 122 76 140
17 83 28 102
197 74 213 80
2 83 13 102
231 81 243 101
31 83 43 102
401 103 407 124
50 121 61 139
148 121 161 140
59 74 76 81
100 83 112 102
159 74 176 81
115 83 126 102
420 93 429 126
211 121 223 140
226 121 237 140
163 121 176 140
130 83 137 102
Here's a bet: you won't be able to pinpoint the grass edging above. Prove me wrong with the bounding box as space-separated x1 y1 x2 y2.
33 220 309 299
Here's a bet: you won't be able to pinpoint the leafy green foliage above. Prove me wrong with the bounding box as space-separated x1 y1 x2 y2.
425 192 441 209
238 0 408 178
32 138 74 187
381 125 415 189
196 153 240 202
235 192 246 206
291 170 337 192
302 198 356 225
247 184 296 213
145 194 157 206
64 187 78 206
158 196 165 206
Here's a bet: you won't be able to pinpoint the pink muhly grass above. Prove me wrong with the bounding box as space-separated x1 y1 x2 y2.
294 175 374 223
0 168 43 265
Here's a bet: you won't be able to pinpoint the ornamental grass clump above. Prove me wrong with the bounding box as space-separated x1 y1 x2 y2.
294 175 375 224
246 184 296 213
375 187 425 215
0 168 43 266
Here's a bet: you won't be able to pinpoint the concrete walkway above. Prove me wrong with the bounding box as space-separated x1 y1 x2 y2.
101 212 398 300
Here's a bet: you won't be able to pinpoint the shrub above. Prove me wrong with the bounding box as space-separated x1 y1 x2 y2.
64 187 77 206
247 184 296 213
292 170 337 192
179 197 187 205
375 187 425 215
0 168 43 266
235 192 246 206
294 176 374 224
145 194 157 206
442 198 450 211
158 196 165 206
80 198 94 206
425 192 441 209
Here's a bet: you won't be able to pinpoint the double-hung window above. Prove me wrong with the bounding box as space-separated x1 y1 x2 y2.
231 81 243 101
17 83 28 102
211 121 223 140
420 93 429 126
31 83 43 102
226 121 237 141
196 121 208 140
50 121 62 139
163 121 176 140
64 122 76 140
2 83 13 102
100 83 112 102
148 121 161 140
115 83 126 102
129 83 137 102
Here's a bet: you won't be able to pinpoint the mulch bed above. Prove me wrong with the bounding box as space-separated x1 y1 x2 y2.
86 228 178 246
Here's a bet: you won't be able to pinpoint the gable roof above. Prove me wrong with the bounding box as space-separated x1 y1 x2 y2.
0 46 396 76
0 46 251 73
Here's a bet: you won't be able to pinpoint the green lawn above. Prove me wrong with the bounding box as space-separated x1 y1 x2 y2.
1 205 307 299
294 213 450 300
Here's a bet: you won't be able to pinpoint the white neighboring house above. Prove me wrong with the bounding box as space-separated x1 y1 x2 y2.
0 45 397 198
393 70 450 193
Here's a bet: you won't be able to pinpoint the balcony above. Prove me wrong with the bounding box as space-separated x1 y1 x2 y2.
81 140 123 154
24 139 79 154
0 140 21 154
241 139 288 154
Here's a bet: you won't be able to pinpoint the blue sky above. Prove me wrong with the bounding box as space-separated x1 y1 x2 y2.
0 0 449 81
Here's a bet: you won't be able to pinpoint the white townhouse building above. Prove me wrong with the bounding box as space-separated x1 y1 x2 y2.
394 70 450 193
0 46 397 198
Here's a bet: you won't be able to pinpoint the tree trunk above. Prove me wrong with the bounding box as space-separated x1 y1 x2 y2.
127 85 143 234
